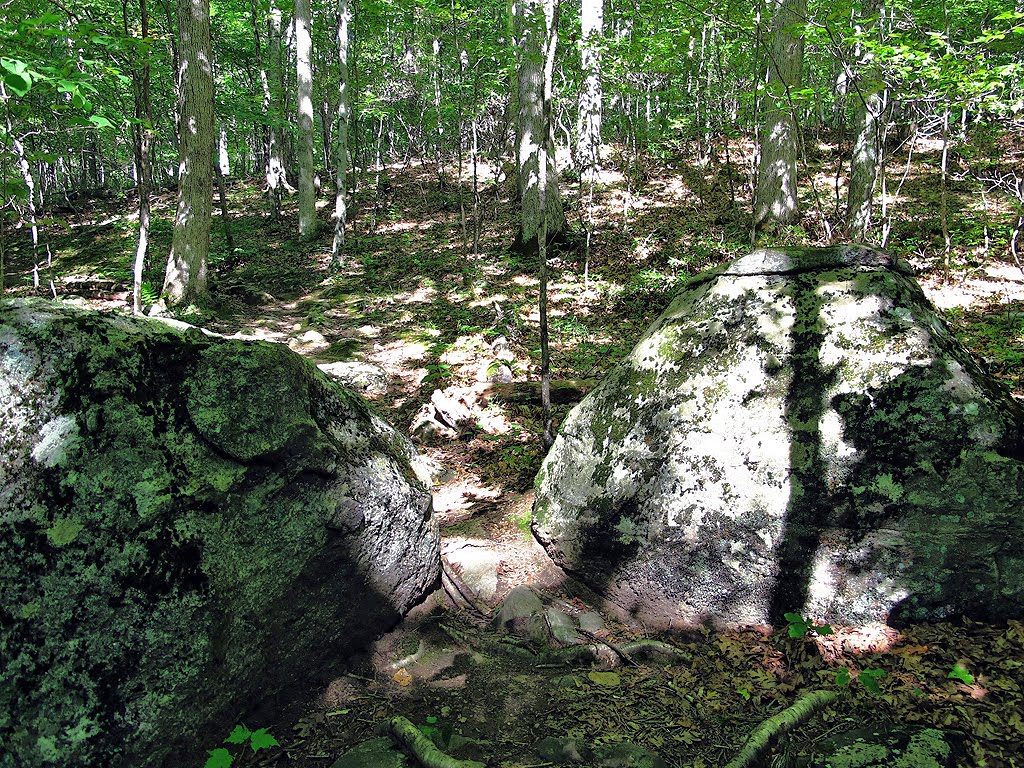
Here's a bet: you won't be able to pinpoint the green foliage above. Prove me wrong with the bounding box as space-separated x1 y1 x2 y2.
418 714 455 749
203 725 280 768
784 612 834 639
422 361 453 388
835 667 886 695
948 663 975 685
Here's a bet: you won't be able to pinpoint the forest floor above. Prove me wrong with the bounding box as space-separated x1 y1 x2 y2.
4 138 1024 767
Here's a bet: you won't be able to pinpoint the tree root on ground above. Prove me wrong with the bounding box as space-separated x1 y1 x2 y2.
724 689 839 768
389 715 487 768
548 638 692 668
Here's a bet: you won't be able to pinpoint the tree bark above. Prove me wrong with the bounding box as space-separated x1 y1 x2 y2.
577 0 603 183
162 0 214 306
515 0 564 251
126 0 154 314
846 0 886 241
331 0 352 268
295 0 318 239
753 0 806 232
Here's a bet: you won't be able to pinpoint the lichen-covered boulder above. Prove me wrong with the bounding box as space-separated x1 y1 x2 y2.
0 299 440 768
532 246 1024 630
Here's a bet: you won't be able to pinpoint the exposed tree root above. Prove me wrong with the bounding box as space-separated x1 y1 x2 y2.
440 559 492 619
548 638 691 668
724 689 839 768
389 715 487 768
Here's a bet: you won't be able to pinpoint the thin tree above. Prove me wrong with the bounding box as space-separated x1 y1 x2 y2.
846 0 886 241
126 0 154 314
515 0 564 252
577 0 602 183
295 0 318 238
162 0 214 306
331 0 352 267
753 0 806 233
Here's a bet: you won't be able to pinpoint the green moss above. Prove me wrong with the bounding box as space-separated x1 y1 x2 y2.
827 741 890 767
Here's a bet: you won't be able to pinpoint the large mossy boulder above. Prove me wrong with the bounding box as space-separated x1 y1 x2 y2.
533 246 1024 629
0 299 440 767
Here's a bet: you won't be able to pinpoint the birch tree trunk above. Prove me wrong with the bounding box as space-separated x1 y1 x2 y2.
577 0 603 183
127 0 154 314
162 0 214 306
331 0 352 268
753 0 805 232
846 0 886 241
515 0 564 251
295 0 318 239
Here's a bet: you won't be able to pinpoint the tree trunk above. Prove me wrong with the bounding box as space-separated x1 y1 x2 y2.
515 0 564 252
126 0 154 314
331 0 352 268
295 0 318 238
577 0 603 183
845 0 886 242
753 0 806 232
162 0 214 306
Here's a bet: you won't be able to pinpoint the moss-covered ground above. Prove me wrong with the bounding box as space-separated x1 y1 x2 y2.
3 135 1024 767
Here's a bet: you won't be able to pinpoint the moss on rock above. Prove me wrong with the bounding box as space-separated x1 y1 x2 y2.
0 299 440 768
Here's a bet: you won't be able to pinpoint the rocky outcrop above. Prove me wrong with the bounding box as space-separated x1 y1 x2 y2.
0 299 440 768
533 246 1024 629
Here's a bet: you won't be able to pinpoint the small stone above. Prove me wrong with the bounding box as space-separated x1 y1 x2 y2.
536 736 590 764
545 607 581 645
493 586 545 639
578 611 605 633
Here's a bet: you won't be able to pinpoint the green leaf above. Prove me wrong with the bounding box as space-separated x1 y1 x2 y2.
948 663 975 685
248 728 280 752
2 71 31 97
859 669 886 695
835 668 852 687
737 687 750 700
587 671 621 687
89 115 114 129
224 725 251 745
203 748 234 768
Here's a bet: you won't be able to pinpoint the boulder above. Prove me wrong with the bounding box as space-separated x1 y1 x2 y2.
533 246 1024 629
0 299 440 768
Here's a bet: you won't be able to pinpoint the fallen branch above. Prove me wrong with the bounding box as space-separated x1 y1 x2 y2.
389 715 487 768
724 689 839 768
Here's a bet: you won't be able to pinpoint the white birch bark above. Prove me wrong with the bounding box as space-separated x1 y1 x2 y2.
295 0 318 238
577 0 603 183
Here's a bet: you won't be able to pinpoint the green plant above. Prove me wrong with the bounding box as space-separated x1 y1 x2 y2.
203 724 279 768
835 667 887 695
948 663 975 685
418 713 454 749
422 361 453 388
139 281 160 306
783 612 834 639
486 358 520 379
